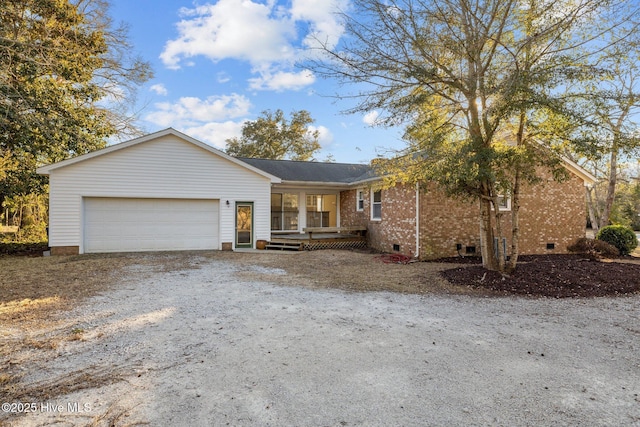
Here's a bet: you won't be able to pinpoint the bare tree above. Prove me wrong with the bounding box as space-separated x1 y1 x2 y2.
306 0 638 272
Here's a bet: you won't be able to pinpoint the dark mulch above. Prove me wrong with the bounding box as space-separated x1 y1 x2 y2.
439 254 640 298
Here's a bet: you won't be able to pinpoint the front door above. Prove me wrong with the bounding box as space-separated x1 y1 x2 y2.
235 202 253 248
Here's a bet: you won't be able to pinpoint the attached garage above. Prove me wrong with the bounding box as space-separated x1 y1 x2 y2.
37 128 280 255
83 198 219 253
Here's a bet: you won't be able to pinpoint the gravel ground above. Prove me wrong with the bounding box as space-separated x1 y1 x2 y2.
2 253 639 426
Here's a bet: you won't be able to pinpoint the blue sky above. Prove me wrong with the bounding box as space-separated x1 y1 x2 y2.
108 0 406 163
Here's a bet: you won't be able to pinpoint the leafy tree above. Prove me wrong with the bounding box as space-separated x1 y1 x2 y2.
1 193 48 242
569 36 640 230
0 0 152 200
308 0 638 272
606 178 640 230
226 109 321 161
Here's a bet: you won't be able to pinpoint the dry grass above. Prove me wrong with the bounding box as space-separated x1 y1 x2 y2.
233 249 474 295
89 402 150 427
0 251 211 409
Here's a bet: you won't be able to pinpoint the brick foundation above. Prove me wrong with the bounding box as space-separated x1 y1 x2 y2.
50 246 80 256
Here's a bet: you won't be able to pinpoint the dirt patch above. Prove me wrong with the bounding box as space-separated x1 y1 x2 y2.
233 249 469 295
440 254 640 298
0 252 208 306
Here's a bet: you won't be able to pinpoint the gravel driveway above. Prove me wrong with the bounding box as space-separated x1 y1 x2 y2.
5 254 640 426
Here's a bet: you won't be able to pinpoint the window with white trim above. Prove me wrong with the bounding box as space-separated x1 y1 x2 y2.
356 189 364 211
497 194 511 210
371 189 382 220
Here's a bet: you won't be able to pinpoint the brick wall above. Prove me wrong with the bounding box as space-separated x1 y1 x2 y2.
419 168 586 258
419 183 480 259
341 184 418 257
340 189 369 228
50 246 80 256
372 184 418 256
517 170 586 255
341 167 587 259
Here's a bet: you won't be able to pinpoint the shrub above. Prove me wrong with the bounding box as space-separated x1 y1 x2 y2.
596 225 638 256
567 237 619 259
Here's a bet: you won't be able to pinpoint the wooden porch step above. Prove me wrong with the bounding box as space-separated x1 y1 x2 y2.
265 241 303 251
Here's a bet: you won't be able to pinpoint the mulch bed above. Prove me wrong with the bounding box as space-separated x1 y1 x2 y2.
439 254 640 298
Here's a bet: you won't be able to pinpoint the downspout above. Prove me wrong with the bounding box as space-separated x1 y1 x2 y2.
415 182 420 258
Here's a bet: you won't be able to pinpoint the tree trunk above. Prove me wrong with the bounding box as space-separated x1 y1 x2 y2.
479 195 499 271
586 186 599 233
600 144 618 228
507 171 521 273
492 193 506 272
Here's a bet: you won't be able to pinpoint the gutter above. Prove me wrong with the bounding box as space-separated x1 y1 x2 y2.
275 180 354 188
274 176 383 188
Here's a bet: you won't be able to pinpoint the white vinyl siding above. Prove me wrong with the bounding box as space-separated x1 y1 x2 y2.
47 134 271 252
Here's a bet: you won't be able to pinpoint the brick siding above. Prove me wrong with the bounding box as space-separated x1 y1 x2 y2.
50 246 80 256
341 167 587 259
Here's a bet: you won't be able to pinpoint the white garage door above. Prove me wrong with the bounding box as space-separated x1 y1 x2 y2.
84 198 219 253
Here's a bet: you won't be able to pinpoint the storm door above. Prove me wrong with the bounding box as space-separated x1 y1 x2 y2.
235 202 253 248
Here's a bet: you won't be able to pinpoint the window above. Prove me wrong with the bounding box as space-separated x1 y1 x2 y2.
493 183 511 211
306 194 337 227
271 193 299 231
371 189 382 220
496 194 511 211
356 189 364 211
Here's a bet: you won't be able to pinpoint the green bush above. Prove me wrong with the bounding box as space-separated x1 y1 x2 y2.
596 225 638 256
567 237 619 259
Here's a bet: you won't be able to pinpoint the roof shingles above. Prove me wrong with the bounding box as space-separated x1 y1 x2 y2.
238 157 376 184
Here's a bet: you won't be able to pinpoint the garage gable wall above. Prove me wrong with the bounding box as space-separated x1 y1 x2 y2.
47 134 271 252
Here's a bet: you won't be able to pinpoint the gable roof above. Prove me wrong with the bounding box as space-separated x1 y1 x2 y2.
238 157 376 186
560 155 596 186
36 128 595 188
36 128 281 183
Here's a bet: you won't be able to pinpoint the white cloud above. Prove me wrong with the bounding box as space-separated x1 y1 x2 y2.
217 72 231 83
363 111 380 126
161 0 296 69
248 69 315 91
149 84 168 96
181 121 246 150
308 124 334 147
160 0 346 91
144 94 252 128
291 0 348 51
